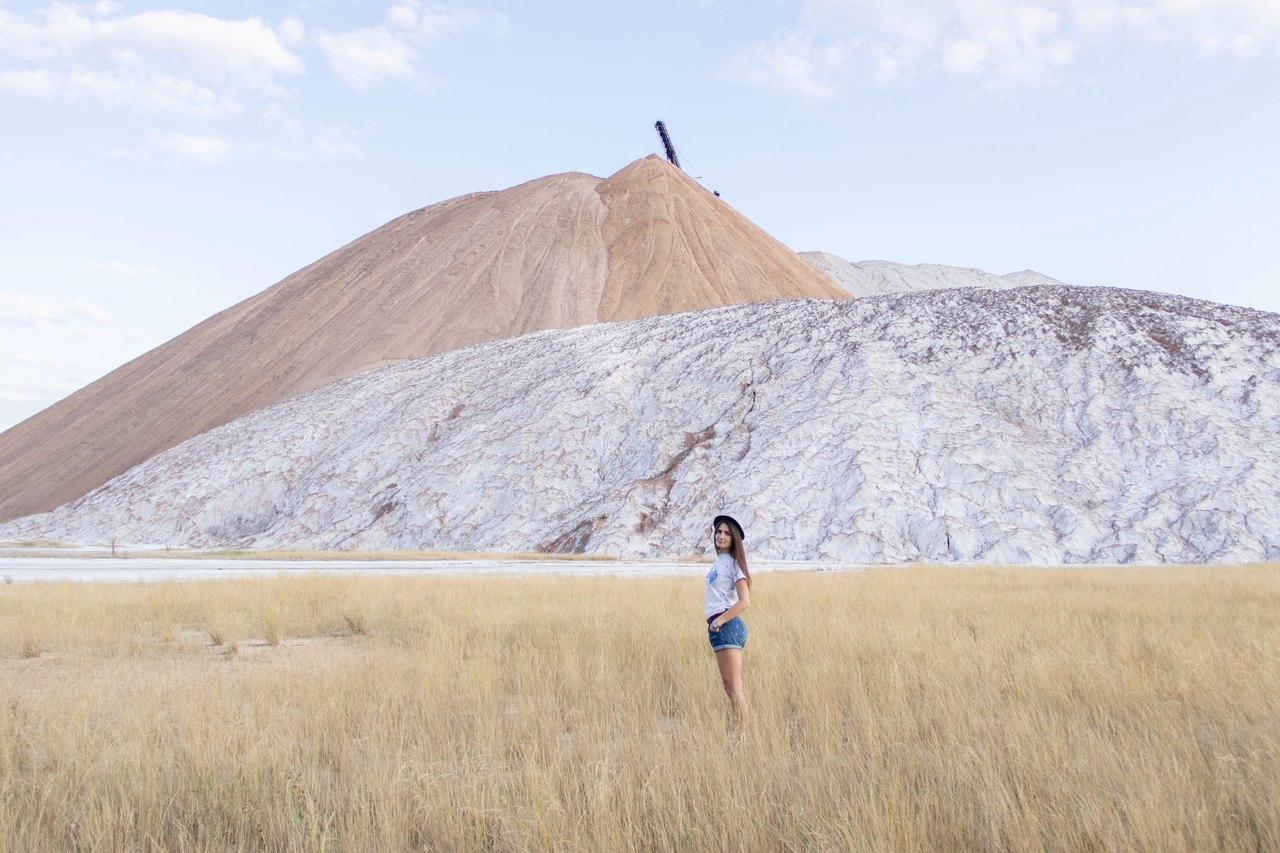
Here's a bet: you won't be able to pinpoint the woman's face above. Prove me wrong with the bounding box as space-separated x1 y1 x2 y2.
714 523 731 551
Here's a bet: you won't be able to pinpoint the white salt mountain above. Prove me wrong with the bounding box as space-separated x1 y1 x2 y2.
0 155 841 524
801 251 1069 297
6 285 1278 563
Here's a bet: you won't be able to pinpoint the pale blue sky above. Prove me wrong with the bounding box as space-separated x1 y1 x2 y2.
2 0 1278 430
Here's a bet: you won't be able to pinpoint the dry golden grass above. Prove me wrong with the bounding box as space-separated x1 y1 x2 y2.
1 566 1277 850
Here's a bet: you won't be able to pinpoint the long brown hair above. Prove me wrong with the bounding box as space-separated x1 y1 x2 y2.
715 521 751 588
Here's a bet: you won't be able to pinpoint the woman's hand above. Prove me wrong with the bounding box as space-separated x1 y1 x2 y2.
709 619 722 631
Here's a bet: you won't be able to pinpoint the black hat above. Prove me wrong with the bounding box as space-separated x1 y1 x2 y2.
712 514 745 541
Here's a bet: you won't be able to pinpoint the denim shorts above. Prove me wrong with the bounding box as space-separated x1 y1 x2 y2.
707 615 748 652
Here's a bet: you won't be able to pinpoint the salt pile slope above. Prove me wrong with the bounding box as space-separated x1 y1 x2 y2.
801 251 1067 297
0 155 842 523
6 286 1279 564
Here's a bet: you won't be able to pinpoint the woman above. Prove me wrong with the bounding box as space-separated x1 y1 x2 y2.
706 513 751 728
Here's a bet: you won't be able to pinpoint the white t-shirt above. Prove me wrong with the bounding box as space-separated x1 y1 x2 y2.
704 552 747 619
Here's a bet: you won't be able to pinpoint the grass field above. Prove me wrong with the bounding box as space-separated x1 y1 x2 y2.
2 566 1277 850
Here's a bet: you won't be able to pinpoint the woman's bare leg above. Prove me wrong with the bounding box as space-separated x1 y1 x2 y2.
715 648 749 729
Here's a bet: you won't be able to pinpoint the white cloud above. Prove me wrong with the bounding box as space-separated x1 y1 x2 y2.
102 9 301 77
107 114 361 164
108 130 232 163
147 130 230 163
277 16 306 49
0 3 303 114
71 67 233 116
725 0 1280 94
0 5 302 76
269 122 362 162
0 338 103 430
93 260 166 279
255 104 363 161
943 39 990 75
316 25 418 89
119 129 231 162
0 67 57 97
0 377 81 403
0 2 495 161
0 291 111 331
721 31 847 98
387 2 420 32
315 1 503 89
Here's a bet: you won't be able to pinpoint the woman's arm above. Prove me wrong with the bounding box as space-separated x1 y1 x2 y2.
710 579 750 629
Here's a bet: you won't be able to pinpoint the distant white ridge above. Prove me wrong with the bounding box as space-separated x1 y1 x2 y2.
800 251 1068 297
5 286 1278 564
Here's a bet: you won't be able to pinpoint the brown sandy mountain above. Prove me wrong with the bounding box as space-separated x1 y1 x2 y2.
0 155 845 522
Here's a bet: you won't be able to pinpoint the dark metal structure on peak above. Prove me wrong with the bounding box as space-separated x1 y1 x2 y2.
654 120 680 170
653 120 720 197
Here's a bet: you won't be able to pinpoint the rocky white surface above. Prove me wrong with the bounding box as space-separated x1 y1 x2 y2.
801 251 1069 297
4 285 1278 564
